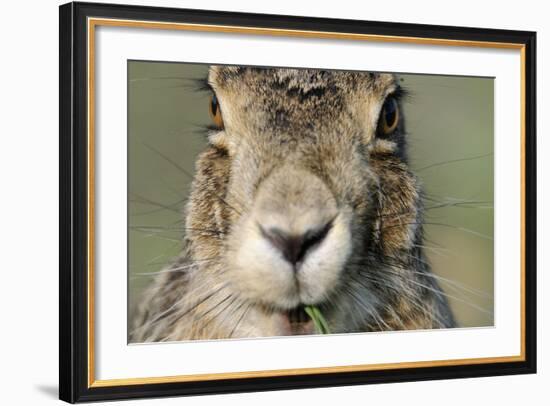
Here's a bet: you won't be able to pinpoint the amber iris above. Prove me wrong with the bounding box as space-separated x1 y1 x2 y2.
209 94 224 129
378 97 399 136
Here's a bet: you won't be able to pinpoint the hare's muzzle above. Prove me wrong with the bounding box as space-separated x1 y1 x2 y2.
226 166 353 310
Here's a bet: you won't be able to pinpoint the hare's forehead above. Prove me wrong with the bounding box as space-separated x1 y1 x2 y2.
208 66 396 100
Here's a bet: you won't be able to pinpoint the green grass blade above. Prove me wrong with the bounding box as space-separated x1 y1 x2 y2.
304 305 331 334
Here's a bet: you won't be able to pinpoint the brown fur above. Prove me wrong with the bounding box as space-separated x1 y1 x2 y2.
132 66 455 342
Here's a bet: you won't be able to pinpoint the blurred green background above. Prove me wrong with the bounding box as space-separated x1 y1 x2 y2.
128 61 494 334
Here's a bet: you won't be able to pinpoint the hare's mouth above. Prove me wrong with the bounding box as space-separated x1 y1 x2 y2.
281 305 315 335
287 305 309 324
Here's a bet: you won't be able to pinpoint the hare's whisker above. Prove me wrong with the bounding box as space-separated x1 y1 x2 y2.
200 297 241 333
142 142 244 216
350 254 493 307
229 304 252 338
192 294 234 323
130 192 182 214
376 267 493 316
415 152 492 172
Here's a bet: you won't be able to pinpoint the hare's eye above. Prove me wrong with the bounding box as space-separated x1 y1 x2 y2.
377 97 399 136
209 94 224 129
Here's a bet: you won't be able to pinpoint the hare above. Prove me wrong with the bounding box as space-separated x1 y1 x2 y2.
131 66 456 342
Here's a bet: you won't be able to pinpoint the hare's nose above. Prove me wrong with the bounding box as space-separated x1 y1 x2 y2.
260 220 333 267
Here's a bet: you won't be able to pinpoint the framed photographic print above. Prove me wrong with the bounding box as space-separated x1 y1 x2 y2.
59 1 537 403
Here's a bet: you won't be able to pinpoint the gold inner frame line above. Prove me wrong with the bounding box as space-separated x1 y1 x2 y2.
86 17 527 388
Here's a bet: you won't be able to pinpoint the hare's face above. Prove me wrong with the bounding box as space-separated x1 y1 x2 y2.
186 67 422 335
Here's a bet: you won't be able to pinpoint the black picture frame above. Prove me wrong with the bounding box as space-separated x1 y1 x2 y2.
59 1 537 403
